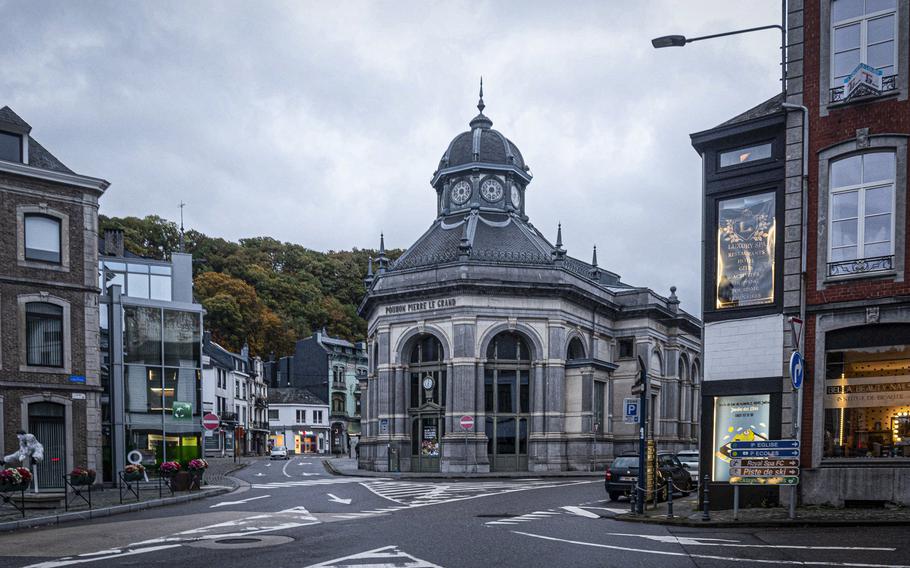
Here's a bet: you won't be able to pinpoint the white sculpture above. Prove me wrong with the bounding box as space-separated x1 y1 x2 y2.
3 431 45 469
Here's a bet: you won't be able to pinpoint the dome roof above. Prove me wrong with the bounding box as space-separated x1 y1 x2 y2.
435 81 528 175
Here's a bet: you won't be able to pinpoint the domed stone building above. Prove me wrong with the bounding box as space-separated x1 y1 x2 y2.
358 88 702 472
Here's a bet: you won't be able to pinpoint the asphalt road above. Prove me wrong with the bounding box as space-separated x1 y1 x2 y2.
1 456 908 568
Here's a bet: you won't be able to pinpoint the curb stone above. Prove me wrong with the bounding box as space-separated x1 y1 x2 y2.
613 512 910 528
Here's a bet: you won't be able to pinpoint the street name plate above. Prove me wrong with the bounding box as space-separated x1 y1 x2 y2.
731 458 799 468
730 440 800 450
729 449 800 458
730 476 799 485
730 467 799 477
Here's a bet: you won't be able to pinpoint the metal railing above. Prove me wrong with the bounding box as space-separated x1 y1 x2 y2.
830 74 897 104
827 254 893 277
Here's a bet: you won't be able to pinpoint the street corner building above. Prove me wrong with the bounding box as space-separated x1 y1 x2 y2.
690 0 910 508
0 106 110 489
356 92 703 473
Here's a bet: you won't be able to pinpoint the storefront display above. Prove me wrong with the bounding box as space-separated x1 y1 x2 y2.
824 344 910 459
716 192 776 309
713 394 771 481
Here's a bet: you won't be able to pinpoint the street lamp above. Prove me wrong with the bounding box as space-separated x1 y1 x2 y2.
651 18 787 97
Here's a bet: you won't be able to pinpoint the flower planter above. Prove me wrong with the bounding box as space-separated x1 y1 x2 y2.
0 483 28 493
123 472 144 482
170 471 193 491
71 475 95 486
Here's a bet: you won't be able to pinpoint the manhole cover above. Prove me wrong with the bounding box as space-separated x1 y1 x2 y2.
187 535 294 550
216 538 262 544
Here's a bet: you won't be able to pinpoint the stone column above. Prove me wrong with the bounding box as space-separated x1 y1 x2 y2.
443 321 483 472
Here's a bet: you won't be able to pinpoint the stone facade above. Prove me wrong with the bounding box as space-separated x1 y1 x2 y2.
358 94 701 473
0 106 109 489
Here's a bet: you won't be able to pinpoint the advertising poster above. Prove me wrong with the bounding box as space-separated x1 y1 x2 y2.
716 192 776 309
713 394 771 481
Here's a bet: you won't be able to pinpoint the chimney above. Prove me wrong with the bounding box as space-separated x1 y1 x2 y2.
103 229 124 257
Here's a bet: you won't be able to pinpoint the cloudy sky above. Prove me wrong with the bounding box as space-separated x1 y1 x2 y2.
2 1 783 315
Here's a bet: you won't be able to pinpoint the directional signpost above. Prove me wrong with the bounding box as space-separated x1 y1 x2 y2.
729 440 801 520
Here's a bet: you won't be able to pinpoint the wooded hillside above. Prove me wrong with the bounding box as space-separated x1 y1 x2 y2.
99 215 401 357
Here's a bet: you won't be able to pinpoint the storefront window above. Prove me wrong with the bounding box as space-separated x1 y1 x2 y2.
824 341 910 459
716 192 776 309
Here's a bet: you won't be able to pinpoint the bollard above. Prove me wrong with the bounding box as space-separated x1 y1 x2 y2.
701 474 711 521
666 478 674 519
630 488 637 514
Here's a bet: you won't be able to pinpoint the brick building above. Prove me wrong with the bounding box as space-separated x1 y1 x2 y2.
691 0 909 508
0 106 109 489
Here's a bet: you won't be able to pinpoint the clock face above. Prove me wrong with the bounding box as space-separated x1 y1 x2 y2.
480 178 504 202
422 376 434 390
450 180 471 205
511 185 521 208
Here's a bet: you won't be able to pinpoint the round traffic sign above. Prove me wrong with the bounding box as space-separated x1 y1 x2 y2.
460 415 474 431
202 412 220 430
790 351 804 390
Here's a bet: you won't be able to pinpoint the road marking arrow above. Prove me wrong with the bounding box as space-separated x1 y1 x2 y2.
210 495 270 508
327 493 352 505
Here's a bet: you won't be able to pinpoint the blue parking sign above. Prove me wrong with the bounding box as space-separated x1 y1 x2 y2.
623 398 639 424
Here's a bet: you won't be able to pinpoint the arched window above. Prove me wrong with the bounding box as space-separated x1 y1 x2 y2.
408 335 445 409
567 337 586 360
485 332 532 470
332 393 346 414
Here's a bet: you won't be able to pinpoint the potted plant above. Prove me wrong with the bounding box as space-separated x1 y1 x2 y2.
186 458 208 489
158 461 181 478
123 464 145 482
0 467 31 491
69 466 96 486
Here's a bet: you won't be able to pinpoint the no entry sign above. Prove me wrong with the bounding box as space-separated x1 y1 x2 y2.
460 415 474 431
202 413 220 430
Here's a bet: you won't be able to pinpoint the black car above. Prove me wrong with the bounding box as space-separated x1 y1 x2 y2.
604 452 694 501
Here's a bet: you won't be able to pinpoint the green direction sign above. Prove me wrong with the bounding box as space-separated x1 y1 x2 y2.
172 401 192 420
730 476 799 486
730 467 799 477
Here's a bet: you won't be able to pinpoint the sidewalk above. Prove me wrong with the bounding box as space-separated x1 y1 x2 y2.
614 494 910 527
323 457 602 479
0 457 255 532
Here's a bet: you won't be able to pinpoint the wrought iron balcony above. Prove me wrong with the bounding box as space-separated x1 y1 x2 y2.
827 255 893 277
830 74 897 104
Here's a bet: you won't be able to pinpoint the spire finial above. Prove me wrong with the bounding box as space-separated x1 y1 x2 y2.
556 222 563 249
592 245 598 268
379 232 385 254
367 256 374 277
477 76 485 113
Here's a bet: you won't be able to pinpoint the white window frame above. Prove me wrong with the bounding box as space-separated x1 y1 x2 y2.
830 0 899 87
828 152 897 263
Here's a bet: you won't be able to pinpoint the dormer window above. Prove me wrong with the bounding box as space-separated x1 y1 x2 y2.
0 130 22 162
718 142 773 169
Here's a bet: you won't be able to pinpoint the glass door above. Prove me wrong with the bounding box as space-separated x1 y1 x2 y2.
411 413 443 472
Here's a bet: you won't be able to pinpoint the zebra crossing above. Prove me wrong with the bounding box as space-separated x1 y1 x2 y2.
304 545 443 568
484 504 626 526
251 477 382 489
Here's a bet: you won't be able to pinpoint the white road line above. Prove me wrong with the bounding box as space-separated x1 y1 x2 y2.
605 533 896 551
282 458 297 478
303 545 444 568
210 494 270 508
513 531 909 568
561 506 600 518
24 545 183 568
582 506 627 514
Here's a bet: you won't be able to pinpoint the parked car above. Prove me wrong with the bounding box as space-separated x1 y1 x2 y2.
604 452 693 501
270 446 290 460
676 450 699 482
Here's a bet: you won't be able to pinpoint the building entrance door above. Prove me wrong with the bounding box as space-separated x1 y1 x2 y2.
411 411 443 472
28 402 66 490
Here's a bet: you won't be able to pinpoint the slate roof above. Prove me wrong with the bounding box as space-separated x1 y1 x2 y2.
0 105 75 174
440 127 526 170
715 93 784 128
268 387 326 406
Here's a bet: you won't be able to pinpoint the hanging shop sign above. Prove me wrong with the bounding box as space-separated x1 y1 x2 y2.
172 401 192 420
716 192 776 309
712 394 771 482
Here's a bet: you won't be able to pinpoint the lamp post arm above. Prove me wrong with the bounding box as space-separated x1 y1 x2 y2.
683 24 783 45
